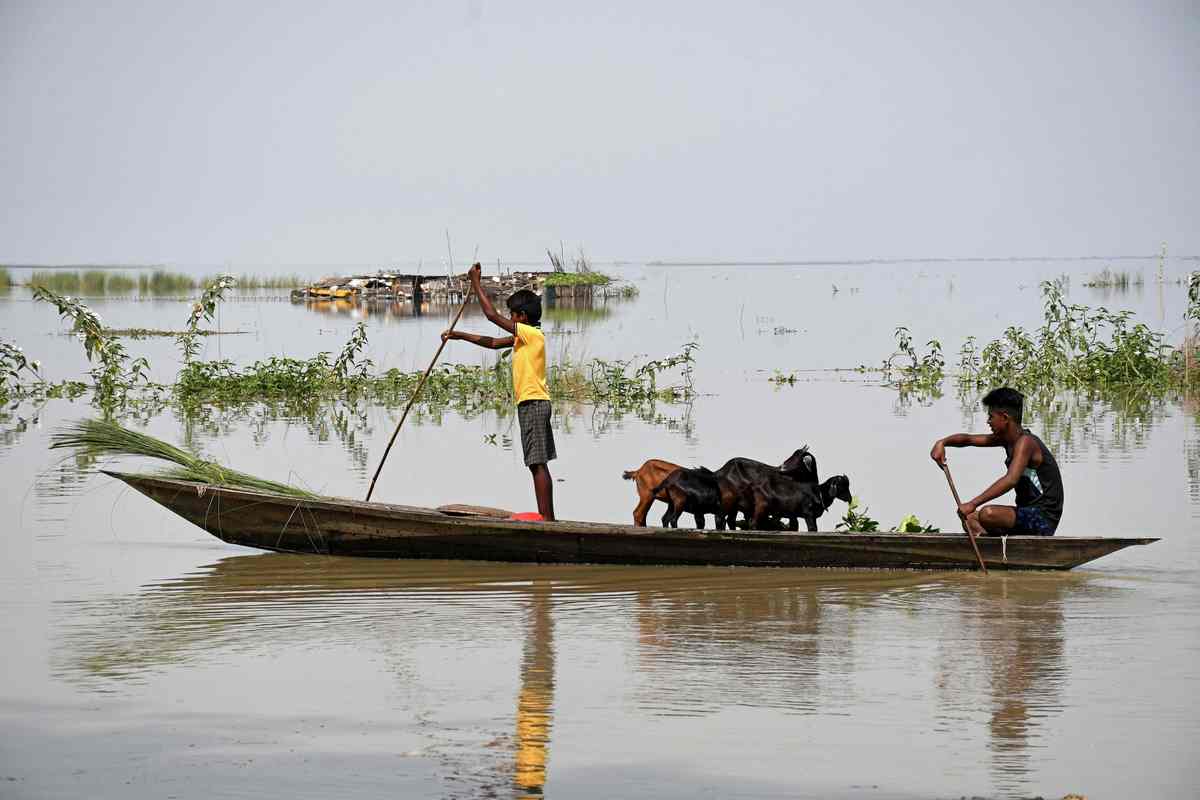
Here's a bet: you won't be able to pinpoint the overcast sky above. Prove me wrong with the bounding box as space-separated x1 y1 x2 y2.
2 1 1197 266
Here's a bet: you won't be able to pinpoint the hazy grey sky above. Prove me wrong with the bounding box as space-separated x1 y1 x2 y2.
2 1 1197 265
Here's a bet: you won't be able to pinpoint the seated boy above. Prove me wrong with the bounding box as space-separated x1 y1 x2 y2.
442 263 556 520
930 387 1063 536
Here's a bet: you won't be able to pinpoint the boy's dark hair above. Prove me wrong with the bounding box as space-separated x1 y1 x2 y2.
506 289 542 326
983 387 1023 425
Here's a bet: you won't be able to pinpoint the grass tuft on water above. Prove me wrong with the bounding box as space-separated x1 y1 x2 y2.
50 418 316 498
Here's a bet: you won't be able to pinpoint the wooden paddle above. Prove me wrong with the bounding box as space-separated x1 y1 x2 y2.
364 283 474 502
939 462 989 574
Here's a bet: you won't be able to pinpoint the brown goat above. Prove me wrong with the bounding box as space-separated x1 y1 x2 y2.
622 458 682 526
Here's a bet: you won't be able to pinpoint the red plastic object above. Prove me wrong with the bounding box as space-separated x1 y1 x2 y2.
509 512 544 522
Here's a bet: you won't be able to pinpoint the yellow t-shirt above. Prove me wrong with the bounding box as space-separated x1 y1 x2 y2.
512 323 550 403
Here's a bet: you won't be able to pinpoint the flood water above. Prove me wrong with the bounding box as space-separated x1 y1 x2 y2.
1 259 1198 798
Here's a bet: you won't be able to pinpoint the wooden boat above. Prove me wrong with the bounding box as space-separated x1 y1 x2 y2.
105 471 1158 571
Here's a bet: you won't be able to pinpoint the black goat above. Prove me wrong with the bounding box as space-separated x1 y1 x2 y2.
748 474 852 532
717 446 819 529
651 467 738 530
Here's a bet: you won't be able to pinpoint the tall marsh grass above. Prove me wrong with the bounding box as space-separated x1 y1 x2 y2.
29 270 83 293
1082 268 1144 289
201 273 306 289
23 269 301 295
138 271 196 294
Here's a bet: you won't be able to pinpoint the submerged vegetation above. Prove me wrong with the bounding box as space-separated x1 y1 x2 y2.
19 269 305 296
174 332 698 416
6 277 697 428
542 244 637 297
956 278 1194 394
31 287 155 407
544 271 611 287
770 274 1200 408
1082 268 1144 289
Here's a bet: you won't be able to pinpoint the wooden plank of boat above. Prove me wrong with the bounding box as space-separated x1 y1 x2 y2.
103 471 1158 571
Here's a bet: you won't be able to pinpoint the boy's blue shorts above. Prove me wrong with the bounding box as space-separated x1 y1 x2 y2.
1014 506 1056 536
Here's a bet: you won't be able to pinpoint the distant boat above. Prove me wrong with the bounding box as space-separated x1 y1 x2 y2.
104 471 1157 571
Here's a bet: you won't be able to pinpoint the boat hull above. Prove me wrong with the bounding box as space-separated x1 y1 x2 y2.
105 472 1158 571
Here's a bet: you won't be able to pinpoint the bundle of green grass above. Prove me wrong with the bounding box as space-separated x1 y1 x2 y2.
50 418 315 498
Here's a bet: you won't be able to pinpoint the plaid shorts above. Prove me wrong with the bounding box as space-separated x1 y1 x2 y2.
517 399 556 466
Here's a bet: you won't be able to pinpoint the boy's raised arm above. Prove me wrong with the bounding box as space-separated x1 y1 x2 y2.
930 432 1001 465
469 263 517 335
442 330 514 349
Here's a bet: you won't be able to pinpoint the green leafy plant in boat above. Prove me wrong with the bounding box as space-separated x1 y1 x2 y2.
50 418 315 498
836 497 941 533
836 497 880 532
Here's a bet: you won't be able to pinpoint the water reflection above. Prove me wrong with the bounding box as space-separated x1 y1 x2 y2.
515 586 554 798
942 575 1073 796
1028 388 1178 460
291 293 624 336
52 556 1120 797
52 556 561 796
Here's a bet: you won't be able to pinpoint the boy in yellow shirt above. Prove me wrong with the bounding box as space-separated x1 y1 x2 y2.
442 263 556 520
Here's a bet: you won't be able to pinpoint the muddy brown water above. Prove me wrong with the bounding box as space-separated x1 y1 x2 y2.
1 261 1197 798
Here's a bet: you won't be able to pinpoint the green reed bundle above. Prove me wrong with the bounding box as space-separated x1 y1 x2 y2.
50 418 315 498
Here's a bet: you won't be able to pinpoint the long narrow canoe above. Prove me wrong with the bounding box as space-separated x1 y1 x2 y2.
105 471 1158 571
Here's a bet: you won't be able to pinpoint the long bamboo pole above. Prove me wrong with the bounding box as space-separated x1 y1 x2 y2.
940 463 989 574
364 285 474 501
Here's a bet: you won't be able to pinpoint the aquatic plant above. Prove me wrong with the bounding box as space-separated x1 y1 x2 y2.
103 328 246 339
80 270 110 294
140 270 196 295
0 338 47 403
23 268 200 295
1082 268 1143 289
544 244 611 286
585 340 698 408
50 418 315 498
332 322 372 382
0 267 13 290
175 339 698 415
1188 271 1200 332
32 288 154 406
859 326 947 412
880 327 945 390
29 270 82 294
544 271 611 287
177 274 236 363
957 279 1178 394
200 273 306 290
106 273 137 292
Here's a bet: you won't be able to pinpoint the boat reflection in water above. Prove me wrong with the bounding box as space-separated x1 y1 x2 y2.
50 556 1110 796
